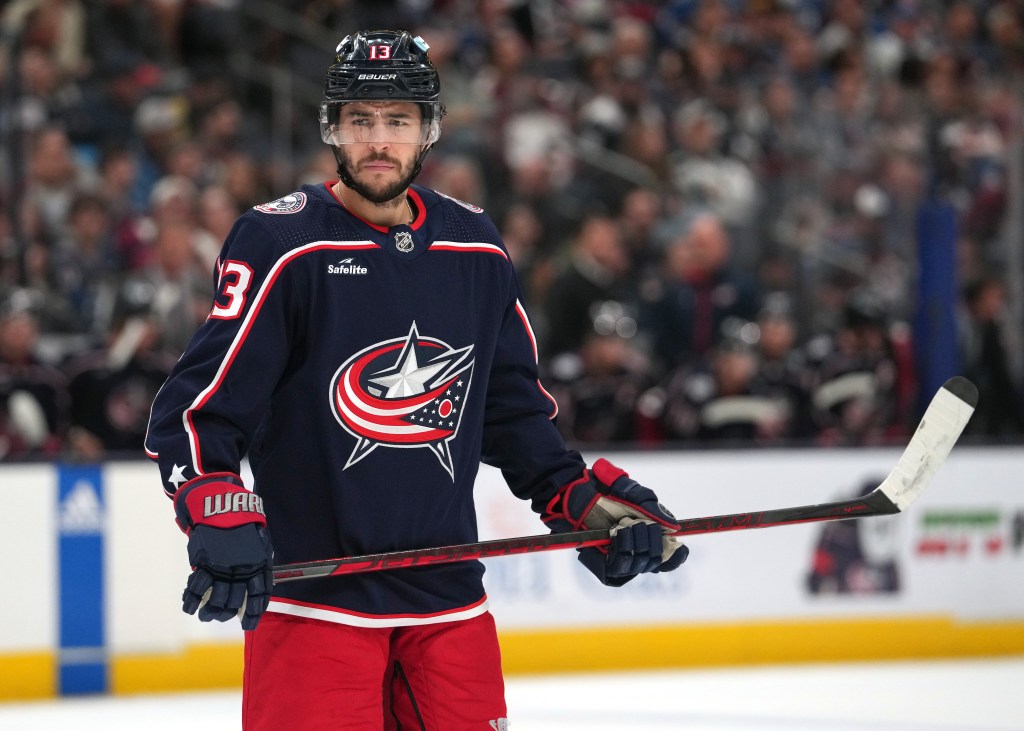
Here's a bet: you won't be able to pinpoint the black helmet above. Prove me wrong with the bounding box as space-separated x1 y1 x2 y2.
320 30 444 147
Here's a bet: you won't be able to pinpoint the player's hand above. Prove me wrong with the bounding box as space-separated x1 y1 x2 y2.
542 459 688 586
173 474 274 631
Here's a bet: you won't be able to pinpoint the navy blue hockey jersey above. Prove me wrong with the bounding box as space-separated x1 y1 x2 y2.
145 182 586 626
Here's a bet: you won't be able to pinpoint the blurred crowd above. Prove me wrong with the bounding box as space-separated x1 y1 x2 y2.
1 0 1023 462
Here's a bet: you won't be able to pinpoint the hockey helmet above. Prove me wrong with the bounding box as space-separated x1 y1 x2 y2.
320 30 444 147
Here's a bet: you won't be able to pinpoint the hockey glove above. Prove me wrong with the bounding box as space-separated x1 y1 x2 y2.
174 474 273 631
543 459 688 586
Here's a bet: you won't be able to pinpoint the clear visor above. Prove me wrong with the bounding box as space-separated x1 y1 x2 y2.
320 102 441 145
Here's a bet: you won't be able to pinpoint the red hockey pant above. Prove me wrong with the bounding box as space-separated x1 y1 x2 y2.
242 611 507 730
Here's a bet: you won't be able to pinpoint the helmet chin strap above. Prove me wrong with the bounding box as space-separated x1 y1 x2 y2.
331 144 434 204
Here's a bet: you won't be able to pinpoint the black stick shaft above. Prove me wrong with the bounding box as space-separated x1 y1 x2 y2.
272 490 898 583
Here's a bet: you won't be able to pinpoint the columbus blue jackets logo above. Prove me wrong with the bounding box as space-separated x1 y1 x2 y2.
330 323 474 477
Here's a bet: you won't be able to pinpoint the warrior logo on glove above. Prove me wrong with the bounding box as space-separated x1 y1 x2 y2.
202 490 264 519
330 322 474 477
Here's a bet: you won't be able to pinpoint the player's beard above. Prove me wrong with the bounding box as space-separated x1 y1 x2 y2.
336 147 420 205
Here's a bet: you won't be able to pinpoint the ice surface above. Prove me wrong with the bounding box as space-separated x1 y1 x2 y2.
0 657 1020 730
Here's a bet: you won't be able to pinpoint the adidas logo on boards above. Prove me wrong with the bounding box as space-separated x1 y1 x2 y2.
59 479 104 535
328 258 368 276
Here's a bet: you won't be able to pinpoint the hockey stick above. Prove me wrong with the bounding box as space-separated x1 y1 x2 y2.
273 376 977 584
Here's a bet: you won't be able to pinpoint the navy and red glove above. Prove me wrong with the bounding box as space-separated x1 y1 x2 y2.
174 473 273 631
542 459 688 586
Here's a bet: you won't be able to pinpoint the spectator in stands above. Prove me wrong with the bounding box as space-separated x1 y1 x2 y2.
616 187 665 279
498 149 581 258
1 0 86 80
0 210 18 291
640 212 759 372
97 144 140 219
542 214 634 360
131 95 189 211
163 139 208 189
807 288 911 446
194 97 246 162
619 114 675 189
499 201 545 272
958 274 1024 438
546 329 652 445
779 24 827 104
12 45 76 136
647 319 797 445
498 202 553 309
50 191 121 336
76 52 161 149
0 289 69 460
83 2 167 70
218 150 271 211
754 293 815 441
4 205 72 335
426 155 489 212
575 15 660 155
669 99 759 251
409 25 484 158
136 218 214 356
24 126 81 244
739 74 823 228
95 144 150 271
113 172 200 276
147 174 199 230
196 185 239 271
64 278 178 460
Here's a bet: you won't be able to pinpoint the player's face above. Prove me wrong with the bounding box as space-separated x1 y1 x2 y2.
332 102 428 145
333 102 425 204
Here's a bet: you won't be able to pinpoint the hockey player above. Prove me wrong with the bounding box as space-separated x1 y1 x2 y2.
145 30 687 730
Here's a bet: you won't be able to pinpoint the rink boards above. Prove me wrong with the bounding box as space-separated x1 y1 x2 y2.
1 447 1022 699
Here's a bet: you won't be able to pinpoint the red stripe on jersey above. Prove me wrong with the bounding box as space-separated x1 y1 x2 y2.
429 241 509 259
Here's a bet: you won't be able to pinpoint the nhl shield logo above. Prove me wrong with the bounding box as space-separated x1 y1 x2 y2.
395 230 415 252
329 322 474 478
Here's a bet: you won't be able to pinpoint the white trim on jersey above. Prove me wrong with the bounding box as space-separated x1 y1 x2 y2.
428 240 509 259
266 595 490 628
515 299 559 419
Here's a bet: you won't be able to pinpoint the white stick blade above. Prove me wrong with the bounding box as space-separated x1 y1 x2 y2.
877 377 977 511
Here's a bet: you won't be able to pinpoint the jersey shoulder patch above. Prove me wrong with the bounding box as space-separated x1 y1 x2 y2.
253 192 307 215
436 191 484 214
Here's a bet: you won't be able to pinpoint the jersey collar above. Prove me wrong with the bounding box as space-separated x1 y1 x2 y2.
323 182 426 233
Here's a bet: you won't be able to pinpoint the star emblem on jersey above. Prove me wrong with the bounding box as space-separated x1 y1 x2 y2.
330 322 474 478
167 463 189 490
